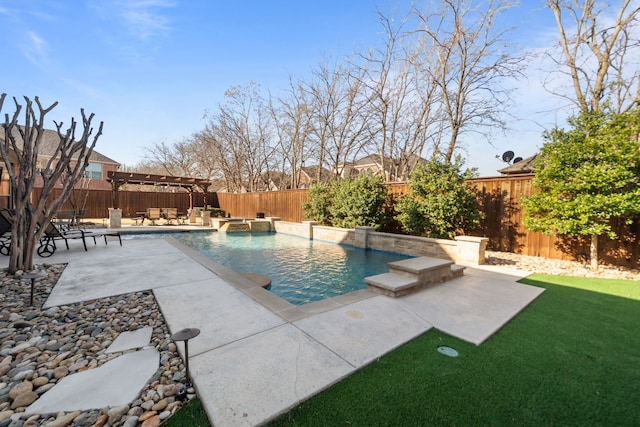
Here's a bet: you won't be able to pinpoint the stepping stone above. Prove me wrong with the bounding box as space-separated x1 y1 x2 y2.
25 347 159 414
106 327 153 353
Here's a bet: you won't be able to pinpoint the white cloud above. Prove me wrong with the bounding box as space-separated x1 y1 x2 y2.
23 30 49 66
91 0 176 40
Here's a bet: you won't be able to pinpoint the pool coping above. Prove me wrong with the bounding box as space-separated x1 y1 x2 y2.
165 237 379 322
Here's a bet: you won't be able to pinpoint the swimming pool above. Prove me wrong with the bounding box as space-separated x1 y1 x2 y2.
125 231 411 305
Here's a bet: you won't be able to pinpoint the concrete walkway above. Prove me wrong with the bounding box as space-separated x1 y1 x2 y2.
4 234 543 426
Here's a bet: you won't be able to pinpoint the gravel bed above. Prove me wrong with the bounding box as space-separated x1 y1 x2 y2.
485 251 640 280
0 264 192 427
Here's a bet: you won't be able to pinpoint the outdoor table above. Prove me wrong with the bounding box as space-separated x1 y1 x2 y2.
134 212 147 225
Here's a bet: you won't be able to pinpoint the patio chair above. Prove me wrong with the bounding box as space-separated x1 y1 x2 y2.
147 208 161 225
164 208 178 224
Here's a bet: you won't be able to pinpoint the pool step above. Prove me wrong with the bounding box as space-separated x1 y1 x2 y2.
365 256 465 298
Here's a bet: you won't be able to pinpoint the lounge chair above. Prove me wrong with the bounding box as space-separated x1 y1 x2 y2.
37 221 90 257
0 209 12 256
37 220 122 257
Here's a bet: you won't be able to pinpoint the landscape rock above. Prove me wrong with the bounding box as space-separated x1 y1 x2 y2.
0 264 194 426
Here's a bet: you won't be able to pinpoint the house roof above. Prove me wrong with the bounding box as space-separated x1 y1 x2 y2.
498 154 537 175
353 153 427 168
2 126 119 165
353 154 390 166
300 165 333 180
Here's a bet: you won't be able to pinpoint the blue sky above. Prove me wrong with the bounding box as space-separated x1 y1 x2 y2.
1 0 567 176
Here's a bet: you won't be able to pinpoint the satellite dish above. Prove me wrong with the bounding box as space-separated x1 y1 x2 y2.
502 150 515 163
512 156 523 164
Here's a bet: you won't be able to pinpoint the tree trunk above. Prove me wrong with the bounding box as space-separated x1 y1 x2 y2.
590 233 599 270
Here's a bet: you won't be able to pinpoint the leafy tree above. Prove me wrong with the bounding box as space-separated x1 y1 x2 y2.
329 175 388 229
522 109 640 268
0 94 102 273
395 156 481 238
302 182 332 225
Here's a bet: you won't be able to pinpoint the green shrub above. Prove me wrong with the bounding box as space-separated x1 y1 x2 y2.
303 175 389 229
329 175 388 229
395 156 481 238
302 182 332 225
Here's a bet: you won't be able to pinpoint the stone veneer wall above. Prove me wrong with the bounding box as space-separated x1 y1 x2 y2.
312 225 355 246
270 220 487 265
366 231 458 260
272 220 315 239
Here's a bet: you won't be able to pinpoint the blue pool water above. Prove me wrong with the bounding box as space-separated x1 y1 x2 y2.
124 231 411 305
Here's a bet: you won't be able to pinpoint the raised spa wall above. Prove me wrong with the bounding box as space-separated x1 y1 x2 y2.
267 219 488 266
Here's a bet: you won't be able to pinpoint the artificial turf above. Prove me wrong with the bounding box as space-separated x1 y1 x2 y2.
268 274 640 426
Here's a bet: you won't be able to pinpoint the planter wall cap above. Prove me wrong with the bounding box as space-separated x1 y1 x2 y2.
454 236 489 243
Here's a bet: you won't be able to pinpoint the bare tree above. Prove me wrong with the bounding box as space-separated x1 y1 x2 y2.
269 77 314 189
144 138 198 177
306 59 371 180
414 0 522 162
357 11 442 182
201 83 276 192
143 133 220 183
546 0 640 113
0 94 103 273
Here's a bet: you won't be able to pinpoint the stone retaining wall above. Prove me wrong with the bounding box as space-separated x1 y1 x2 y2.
272 220 488 265
367 230 458 260
312 225 355 246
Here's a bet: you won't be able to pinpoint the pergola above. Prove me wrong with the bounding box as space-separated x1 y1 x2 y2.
106 171 212 210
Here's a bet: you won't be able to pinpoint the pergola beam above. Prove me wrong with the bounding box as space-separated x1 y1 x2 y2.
106 171 212 210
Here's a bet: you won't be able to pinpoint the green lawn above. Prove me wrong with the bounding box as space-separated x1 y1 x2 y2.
165 274 640 426
268 274 640 426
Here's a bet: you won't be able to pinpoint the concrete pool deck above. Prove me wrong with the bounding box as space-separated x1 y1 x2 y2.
4 233 544 426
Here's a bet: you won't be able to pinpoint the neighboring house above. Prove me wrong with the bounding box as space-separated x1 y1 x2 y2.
498 155 537 175
1 126 120 191
258 171 291 191
298 165 333 188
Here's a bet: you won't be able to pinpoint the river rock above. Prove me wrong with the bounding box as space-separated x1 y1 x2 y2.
141 415 161 427
10 391 38 409
8 383 32 400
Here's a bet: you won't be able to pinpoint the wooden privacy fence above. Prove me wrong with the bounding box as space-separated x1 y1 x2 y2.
33 188 209 219
467 174 639 268
35 175 639 267
216 189 309 223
